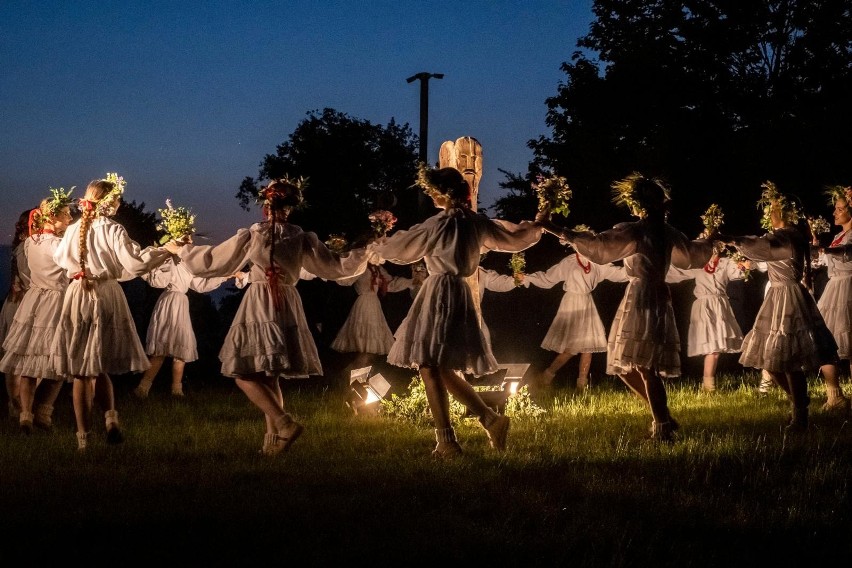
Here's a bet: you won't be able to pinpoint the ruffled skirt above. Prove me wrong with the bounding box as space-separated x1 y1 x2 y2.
146 291 198 361
387 274 496 376
330 293 394 354
740 282 837 372
0 287 66 381
817 275 852 359
51 279 150 377
219 282 320 379
540 292 607 353
0 295 21 358
606 280 681 377
685 295 743 357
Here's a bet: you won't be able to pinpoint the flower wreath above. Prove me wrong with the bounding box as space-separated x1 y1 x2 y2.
611 172 671 219
757 181 801 230
256 176 308 210
79 172 126 216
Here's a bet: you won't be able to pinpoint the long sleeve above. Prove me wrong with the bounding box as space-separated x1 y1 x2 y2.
478 267 516 293
665 265 695 284
732 233 792 262
669 234 715 270
189 275 229 294
525 258 569 290
145 262 174 289
597 262 628 283
178 229 252 279
300 232 369 281
483 219 543 253
109 224 171 280
566 226 638 265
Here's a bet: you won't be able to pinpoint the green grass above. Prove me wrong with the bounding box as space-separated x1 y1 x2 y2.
1 371 850 566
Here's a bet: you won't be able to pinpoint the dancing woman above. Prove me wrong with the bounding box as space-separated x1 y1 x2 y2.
666 246 746 392
133 256 230 398
524 227 627 390
537 173 714 441
723 182 838 431
370 166 542 457
0 192 73 432
52 175 172 450
809 185 852 413
168 179 369 455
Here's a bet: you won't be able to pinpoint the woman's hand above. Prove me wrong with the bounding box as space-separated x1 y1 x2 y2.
163 240 183 255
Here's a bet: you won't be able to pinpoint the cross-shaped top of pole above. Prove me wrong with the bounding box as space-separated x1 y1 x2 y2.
406 72 444 83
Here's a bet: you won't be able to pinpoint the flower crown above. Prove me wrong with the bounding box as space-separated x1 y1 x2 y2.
44 186 75 217
415 163 470 205
29 186 75 235
757 181 801 230
824 184 851 206
79 173 125 216
611 172 671 218
256 176 308 209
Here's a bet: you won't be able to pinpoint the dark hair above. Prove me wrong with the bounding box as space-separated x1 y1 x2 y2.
427 168 472 207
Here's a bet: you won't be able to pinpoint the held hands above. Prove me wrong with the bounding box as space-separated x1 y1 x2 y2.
163 240 184 255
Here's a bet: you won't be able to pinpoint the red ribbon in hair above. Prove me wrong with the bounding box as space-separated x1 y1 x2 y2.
27 208 41 238
79 199 96 212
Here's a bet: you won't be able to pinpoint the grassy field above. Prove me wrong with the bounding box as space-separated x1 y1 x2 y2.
1 370 850 566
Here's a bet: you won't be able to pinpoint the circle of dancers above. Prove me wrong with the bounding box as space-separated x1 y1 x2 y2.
1 168 849 455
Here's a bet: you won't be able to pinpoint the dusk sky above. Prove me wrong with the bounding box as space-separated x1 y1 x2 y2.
1 1 594 244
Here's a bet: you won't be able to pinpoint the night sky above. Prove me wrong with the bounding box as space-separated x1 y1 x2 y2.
1 0 594 244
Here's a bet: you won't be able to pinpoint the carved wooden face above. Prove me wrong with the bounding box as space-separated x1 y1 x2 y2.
454 137 481 190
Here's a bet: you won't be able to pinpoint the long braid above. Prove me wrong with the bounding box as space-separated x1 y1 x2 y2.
75 179 115 291
77 205 95 290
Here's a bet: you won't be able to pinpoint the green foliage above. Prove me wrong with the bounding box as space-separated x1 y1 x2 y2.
504 385 546 419
236 108 419 239
380 377 546 424
380 376 466 426
526 0 852 235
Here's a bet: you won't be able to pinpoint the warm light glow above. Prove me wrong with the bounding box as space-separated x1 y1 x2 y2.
506 380 521 395
364 387 381 404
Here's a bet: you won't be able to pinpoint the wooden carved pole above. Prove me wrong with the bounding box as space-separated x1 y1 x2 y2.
439 136 484 323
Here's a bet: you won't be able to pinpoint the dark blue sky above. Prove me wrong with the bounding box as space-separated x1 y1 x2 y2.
1 0 594 243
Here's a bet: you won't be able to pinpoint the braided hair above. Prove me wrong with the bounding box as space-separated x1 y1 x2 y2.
259 180 303 310
75 179 119 290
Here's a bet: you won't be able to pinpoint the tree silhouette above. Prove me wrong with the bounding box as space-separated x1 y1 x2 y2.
236 108 420 239
525 0 852 234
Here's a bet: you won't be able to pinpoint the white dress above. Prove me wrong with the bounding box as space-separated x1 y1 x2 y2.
0 235 67 380
568 220 714 377
370 208 542 376
330 264 413 355
0 242 30 360
734 228 837 372
144 258 228 362
477 266 517 347
666 256 744 357
178 221 369 379
525 253 627 353
51 217 171 377
816 230 852 359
